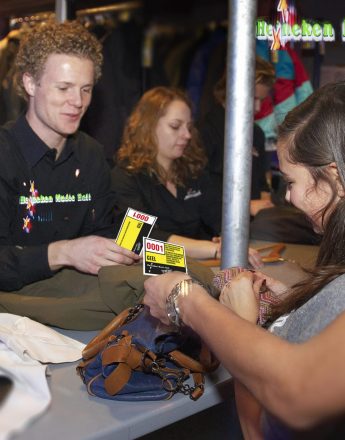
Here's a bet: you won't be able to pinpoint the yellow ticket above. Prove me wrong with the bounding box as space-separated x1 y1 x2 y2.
143 237 187 276
115 208 157 254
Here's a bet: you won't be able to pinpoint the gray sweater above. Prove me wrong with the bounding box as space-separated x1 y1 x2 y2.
264 273 345 439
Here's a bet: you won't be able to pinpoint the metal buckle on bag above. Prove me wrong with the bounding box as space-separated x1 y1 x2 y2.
150 359 166 375
162 370 201 400
162 371 184 392
147 358 192 398
140 349 162 373
124 303 144 324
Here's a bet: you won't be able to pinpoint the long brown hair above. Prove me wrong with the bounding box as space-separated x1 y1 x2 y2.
214 56 275 106
271 82 345 319
117 86 207 186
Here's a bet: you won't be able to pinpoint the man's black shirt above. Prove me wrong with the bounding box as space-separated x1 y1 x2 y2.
0 115 116 291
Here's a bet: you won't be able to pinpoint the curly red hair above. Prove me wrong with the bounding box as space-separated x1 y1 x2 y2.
117 86 207 186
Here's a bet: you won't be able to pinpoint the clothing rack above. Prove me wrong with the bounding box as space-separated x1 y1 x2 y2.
55 0 142 22
9 11 54 29
9 1 143 25
76 1 142 18
76 1 143 28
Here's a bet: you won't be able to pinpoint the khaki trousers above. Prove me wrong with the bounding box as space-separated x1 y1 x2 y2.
0 260 214 330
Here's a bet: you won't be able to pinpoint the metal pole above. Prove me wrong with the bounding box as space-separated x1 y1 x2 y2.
221 0 257 269
55 0 68 22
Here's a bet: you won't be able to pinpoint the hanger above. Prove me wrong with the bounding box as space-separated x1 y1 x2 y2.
199 243 288 267
255 243 287 263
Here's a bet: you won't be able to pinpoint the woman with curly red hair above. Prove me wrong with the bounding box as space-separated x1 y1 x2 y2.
112 86 261 266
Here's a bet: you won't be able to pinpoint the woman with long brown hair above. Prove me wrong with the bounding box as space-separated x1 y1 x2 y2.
143 82 345 439
112 86 261 265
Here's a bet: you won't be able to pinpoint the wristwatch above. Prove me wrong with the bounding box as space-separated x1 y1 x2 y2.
166 278 203 327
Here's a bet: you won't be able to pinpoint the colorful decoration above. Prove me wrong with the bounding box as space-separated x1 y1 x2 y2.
22 180 39 233
22 216 32 233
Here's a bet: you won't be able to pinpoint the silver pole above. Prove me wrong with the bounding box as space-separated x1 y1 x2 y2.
55 0 68 22
221 0 257 269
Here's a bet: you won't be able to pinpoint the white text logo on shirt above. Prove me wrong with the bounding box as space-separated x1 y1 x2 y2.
184 189 202 201
19 180 92 233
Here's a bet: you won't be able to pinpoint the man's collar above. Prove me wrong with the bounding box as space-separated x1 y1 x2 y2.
12 115 75 166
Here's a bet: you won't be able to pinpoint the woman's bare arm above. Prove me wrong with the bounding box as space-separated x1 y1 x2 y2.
143 272 345 429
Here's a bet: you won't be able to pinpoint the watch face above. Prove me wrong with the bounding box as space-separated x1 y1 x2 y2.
166 299 178 326
166 290 180 327
166 279 194 327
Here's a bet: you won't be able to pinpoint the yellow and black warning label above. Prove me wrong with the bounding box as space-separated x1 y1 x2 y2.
115 208 157 254
143 237 187 276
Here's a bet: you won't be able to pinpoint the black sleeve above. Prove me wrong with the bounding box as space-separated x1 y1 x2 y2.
253 123 270 193
198 172 222 236
111 166 171 242
0 243 52 291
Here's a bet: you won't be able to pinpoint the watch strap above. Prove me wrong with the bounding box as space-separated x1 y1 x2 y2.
166 278 203 327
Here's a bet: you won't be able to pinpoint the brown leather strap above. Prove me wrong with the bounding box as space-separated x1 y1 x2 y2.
102 342 132 365
104 362 132 395
190 372 205 400
82 307 131 359
102 334 155 395
103 334 134 395
169 341 219 373
169 350 204 371
102 334 143 370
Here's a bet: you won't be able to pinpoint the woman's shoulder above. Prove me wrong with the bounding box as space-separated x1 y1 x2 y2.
273 273 345 343
111 164 131 178
300 272 345 316
302 273 345 324
111 164 138 187
318 272 345 302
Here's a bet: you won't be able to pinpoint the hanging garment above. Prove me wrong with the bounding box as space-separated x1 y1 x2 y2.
255 40 313 145
80 20 143 164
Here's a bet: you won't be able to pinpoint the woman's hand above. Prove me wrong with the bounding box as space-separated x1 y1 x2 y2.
212 236 222 259
250 198 274 216
219 271 260 323
143 271 190 324
254 271 288 298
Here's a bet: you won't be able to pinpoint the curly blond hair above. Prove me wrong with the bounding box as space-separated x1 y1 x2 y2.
117 87 207 186
15 20 103 100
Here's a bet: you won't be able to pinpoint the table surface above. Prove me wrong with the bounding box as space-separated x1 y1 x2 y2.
12 241 319 440
251 239 318 286
13 327 232 440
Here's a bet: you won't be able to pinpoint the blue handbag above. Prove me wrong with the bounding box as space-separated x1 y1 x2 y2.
77 304 218 401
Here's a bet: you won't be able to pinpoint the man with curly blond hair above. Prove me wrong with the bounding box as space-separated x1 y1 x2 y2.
0 21 139 327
